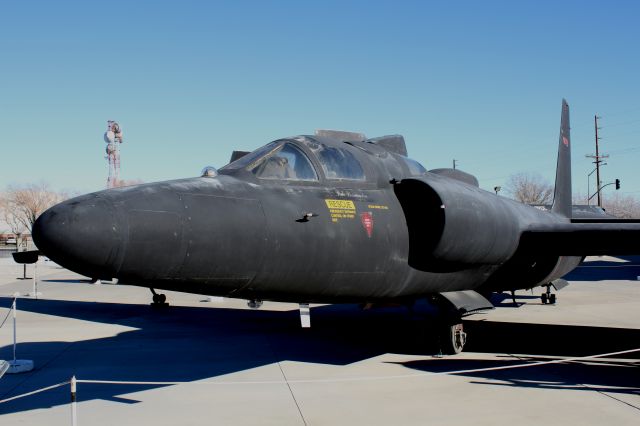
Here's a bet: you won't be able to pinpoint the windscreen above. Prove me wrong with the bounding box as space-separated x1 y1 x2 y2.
220 142 280 171
250 143 318 181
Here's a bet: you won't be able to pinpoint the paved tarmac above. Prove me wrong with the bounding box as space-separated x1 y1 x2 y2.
0 256 638 425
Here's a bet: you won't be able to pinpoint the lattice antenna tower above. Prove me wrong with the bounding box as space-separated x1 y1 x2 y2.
104 120 123 188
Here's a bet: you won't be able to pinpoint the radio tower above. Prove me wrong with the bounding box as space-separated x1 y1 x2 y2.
104 120 123 188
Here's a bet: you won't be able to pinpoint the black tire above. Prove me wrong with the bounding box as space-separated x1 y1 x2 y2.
541 293 548 304
549 294 556 304
248 299 263 309
159 294 167 304
440 323 466 355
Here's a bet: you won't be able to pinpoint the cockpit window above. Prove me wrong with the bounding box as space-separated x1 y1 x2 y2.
310 144 365 180
402 157 427 176
250 143 318 181
221 142 280 171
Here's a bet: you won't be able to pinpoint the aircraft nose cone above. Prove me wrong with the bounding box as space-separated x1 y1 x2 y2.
33 194 123 279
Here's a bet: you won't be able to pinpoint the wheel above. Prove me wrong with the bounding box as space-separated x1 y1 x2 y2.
248 299 263 309
440 323 466 355
158 294 167 304
549 294 556 304
541 293 548 304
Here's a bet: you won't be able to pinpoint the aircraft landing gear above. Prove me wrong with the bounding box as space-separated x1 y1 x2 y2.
247 299 263 309
150 288 169 307
428 293 487 355
541 285 557 305
439 321 467 355
541 279 567 305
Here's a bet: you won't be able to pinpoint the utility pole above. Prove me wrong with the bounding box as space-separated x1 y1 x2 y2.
595 115 602 207
453 159 458 170
585 115 609 207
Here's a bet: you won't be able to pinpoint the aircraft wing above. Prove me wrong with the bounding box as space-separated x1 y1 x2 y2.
521 220 640 256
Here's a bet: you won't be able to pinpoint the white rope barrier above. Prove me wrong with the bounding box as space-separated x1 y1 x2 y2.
0 381 70 404
0 347 638 408
0 348 640 426
1 347 638 426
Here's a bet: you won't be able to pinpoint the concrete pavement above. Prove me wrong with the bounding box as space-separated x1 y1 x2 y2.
0 256 638 425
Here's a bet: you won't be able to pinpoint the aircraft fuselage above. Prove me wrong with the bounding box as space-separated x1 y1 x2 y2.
33 135 579 303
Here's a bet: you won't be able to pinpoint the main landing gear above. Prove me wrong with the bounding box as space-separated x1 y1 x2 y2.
541 284 557 305
541 278 569 305
150 288 169 307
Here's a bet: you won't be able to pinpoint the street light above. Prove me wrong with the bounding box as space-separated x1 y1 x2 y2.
494 186 501 195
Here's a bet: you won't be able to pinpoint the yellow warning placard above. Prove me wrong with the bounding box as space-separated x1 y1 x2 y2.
325 199 356 222
325 199 356 210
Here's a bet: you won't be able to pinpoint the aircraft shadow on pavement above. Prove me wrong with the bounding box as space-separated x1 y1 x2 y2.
0 297 638 415
396 320 640 396
391 357 640 397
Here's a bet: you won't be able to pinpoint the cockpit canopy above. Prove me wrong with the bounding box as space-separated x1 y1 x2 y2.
221 142 317 181
221 138 367 181
220 136 426 182
309 142 365 180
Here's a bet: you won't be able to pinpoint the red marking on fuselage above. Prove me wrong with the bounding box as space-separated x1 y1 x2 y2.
562 136 569 147
360 212 373 238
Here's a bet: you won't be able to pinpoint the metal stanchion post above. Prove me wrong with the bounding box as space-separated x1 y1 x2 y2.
32 263 38 299
6 297 34 374
71 376 77 426
12 299 16 363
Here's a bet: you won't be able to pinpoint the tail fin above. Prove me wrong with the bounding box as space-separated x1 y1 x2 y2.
551 99 572 218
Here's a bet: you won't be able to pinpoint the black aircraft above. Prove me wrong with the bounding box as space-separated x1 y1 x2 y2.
32 100 640 354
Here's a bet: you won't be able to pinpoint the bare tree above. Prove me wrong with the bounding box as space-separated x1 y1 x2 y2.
505 172 554 204
602 193 640 219
1 183 67 233
0 193 24 236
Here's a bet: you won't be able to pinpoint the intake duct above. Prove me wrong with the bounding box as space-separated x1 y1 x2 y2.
394 175 521 271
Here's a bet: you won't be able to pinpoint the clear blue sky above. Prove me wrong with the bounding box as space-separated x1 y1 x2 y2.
1 0 639 199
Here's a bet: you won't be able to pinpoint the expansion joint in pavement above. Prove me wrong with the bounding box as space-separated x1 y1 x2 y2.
277 361 308 426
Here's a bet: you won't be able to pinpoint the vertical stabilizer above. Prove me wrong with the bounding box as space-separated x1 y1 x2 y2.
551 99 572 218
